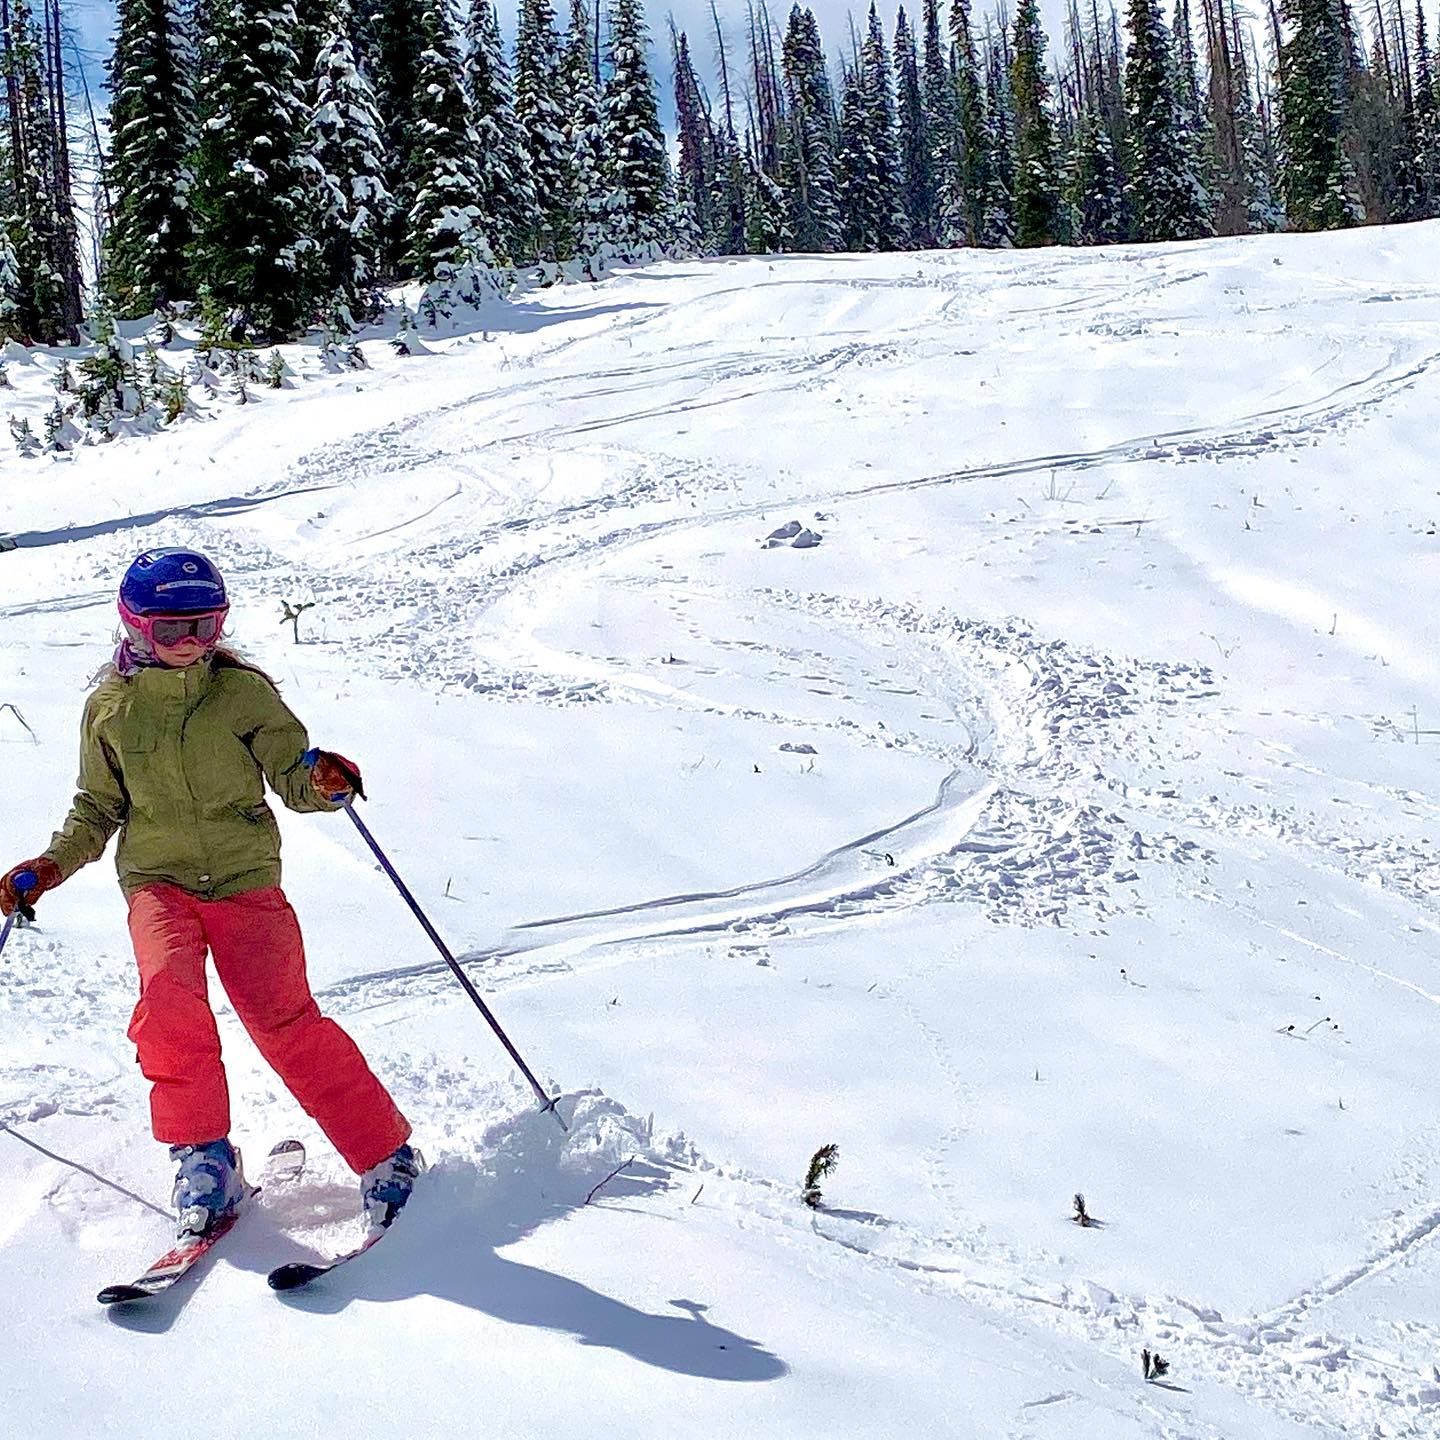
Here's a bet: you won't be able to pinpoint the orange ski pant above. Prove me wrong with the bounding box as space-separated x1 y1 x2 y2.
126 883 411 1174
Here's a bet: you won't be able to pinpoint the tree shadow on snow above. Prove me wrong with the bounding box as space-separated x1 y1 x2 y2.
262 1114 787 1383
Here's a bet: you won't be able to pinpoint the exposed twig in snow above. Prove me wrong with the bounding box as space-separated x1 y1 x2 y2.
585 1156 637 1205
0 703 38 742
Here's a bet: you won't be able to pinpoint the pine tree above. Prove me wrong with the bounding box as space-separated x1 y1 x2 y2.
1071 101 1125 239
365 0 427 270
744 149 792 250
189 0 322 340
0 228 20 338
1416 1 1440 212
464 0 538 262
1010 0 1063 245
514 0 570 259
603 0 670 253
1171 0 1215 231
894 6 935 244
859 1 908 247
837 62 871 248
563 0 614 261
407 0 488 280
311 0 390 320
291 0 331 92
3 0 83 341
780 4 842 251
980 28 1018 245
920 0 960 244
103 0 196 316
1124 0 1211 239
1277 0 1361 227
672 26 716 247
705 124 748 254
948 0 990 245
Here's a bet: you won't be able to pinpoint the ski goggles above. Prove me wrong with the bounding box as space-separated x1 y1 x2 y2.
120 602 229 648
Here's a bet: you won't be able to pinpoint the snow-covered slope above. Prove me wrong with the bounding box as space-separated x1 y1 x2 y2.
3 226 1439 1439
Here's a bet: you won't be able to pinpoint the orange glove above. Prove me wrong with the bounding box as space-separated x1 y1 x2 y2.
1 857 62 917
309 750 365 802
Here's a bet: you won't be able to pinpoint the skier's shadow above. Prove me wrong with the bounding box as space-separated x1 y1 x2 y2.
246 1120 786 1382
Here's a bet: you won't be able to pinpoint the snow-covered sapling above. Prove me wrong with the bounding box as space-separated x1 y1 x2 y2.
265 349 288 389
802 1143 839 1208
53 360 74 393
1141 1349 1170 1381
0 361 9 389
9 415 38 456
44 402 68 452
1072 1192 1096 1227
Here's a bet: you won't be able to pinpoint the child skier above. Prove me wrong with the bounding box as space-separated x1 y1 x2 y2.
0 547 422 1240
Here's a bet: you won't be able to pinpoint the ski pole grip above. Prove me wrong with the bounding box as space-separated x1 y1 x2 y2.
5 869 38 926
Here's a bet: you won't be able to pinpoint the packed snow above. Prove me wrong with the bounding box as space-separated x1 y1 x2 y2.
2 224 1440 1439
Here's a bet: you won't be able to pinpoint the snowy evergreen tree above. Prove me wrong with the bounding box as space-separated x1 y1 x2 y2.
1070 103 1125 240
102 0 197 316
364 0 427 270
1416 2 1440 213
514 0 571 259
836 62 871 248
603 0 670 252
859 1 908 247
311 0 390 318
672 26 716 248
189 0 322 339
0 229 20 338
290 0 331 93
780 4 842 251
3 0 83 341
1010 0 1063 245
1171 0 1215 230
464 0 538 262
1124 0 1210 239
950 0 991 245
707 123 749 254
1277 0 1361 227
407 0 489 280
894 7 935 244
563 0 615 262
980 29 1018 245
744 150 792 250
920 0 960 244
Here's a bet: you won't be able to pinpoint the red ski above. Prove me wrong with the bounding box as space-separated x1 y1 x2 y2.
98 1139 305 1306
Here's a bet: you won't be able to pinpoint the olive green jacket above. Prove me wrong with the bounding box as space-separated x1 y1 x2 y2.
44 656 339 900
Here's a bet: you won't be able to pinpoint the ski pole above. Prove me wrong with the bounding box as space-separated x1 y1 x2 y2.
0 870 37 960
321 774 567 1132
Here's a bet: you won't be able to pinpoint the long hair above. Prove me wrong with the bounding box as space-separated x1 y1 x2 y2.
90 638 279 689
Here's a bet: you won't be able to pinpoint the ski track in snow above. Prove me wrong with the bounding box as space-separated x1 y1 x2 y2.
4 243 1439 1438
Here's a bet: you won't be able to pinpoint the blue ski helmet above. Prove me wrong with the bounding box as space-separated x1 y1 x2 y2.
118 549 228 617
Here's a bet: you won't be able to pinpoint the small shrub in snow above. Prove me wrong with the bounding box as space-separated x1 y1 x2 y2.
163 372 195 425
1141 1349 1170 1381
280 599 317 643
802 1143 840 1208
265 349 290 389
1072 1192 1093 1227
